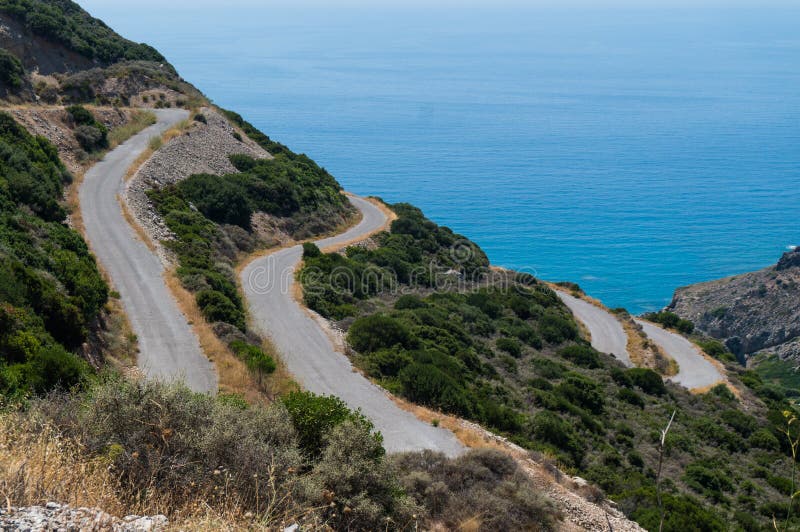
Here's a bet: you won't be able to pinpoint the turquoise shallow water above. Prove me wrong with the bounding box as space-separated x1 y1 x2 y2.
84 4 800 313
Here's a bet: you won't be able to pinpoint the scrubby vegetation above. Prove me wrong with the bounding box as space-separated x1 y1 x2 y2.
642 310 695 335
301 201 800 530
0 0 165 65
1 377 559 530
66 104 108 152
0 112 106 397
0 47 24 91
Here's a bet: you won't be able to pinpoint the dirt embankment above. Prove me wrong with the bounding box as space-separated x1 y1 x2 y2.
9 106 131 175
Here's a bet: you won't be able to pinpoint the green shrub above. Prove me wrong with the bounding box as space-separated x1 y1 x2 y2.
229 340 276 381
531 411 583 466
347 314 416 354
282 391 375 458
749 428 780 450
302 242 321 259
555 374 604 414
399 362 472 416
66 106 108 152
618 387 645 408
178 173 252 228
558 344 601 368
532 358 566 379
696 339 736 362
301 419 412 529
193 113 207 124
625 368 667 396
394 294 427 310
709 383 735 401
684 461 733 501
719 409 757 437
496 337 522 358
195 290 245 330
0 48 24 90
642 311 694 334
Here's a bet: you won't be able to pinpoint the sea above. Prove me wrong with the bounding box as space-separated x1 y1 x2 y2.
81 3 800 313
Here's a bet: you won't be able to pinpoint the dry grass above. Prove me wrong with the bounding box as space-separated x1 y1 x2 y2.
0 413 295 530
117 194 157 253
621 317 679 377
107 110 157 149
0 413 127 515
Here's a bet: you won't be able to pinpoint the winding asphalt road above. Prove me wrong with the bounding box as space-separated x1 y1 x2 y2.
556 291 633 367
635 319 723 390
241 196 465 456
80 108 217 393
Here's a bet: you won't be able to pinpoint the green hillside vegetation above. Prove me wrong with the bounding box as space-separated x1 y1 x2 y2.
0 47 24 90
0 0 165 65
0 112 106 397
300 203 800 531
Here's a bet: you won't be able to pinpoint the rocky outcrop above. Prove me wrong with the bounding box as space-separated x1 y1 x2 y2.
0 502 167 532
668 249 800 363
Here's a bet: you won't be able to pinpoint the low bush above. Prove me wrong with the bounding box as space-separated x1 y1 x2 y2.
347 314 416 353
625 367 667 396
642 311 694 334
558 343 602 368
393 449 558 530
282 391 376 458
496 336 522 357
0 48 24 90
195 289 245 330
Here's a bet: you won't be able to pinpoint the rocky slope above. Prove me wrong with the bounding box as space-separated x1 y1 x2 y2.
669 248 800 363
0 503 167 532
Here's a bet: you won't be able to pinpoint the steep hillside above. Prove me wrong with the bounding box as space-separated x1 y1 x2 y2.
300 207 800 530
0 0 200 105
669 249 800 363
0 110 106 397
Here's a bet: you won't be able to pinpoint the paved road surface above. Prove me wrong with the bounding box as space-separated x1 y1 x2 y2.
242 196 465 456
635 319 723 390
80 109 217 393
556 291 633 367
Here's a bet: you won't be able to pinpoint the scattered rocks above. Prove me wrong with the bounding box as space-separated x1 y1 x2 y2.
124 106 269 265
0 502 167 532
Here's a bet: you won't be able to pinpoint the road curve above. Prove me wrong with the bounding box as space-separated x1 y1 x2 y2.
556 291 632 367
241 196 465 456
635 319 723 390
80 109 217 393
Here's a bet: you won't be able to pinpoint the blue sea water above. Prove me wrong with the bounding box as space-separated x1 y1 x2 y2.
84 4 800 313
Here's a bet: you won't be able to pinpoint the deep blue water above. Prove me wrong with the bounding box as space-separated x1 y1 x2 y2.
83 4 800 313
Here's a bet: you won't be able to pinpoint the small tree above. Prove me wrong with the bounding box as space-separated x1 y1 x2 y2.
656 410 676 532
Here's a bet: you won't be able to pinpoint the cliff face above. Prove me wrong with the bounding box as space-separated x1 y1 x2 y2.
668 248 800 363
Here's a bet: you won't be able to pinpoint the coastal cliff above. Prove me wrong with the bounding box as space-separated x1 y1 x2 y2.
669 247 800 364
